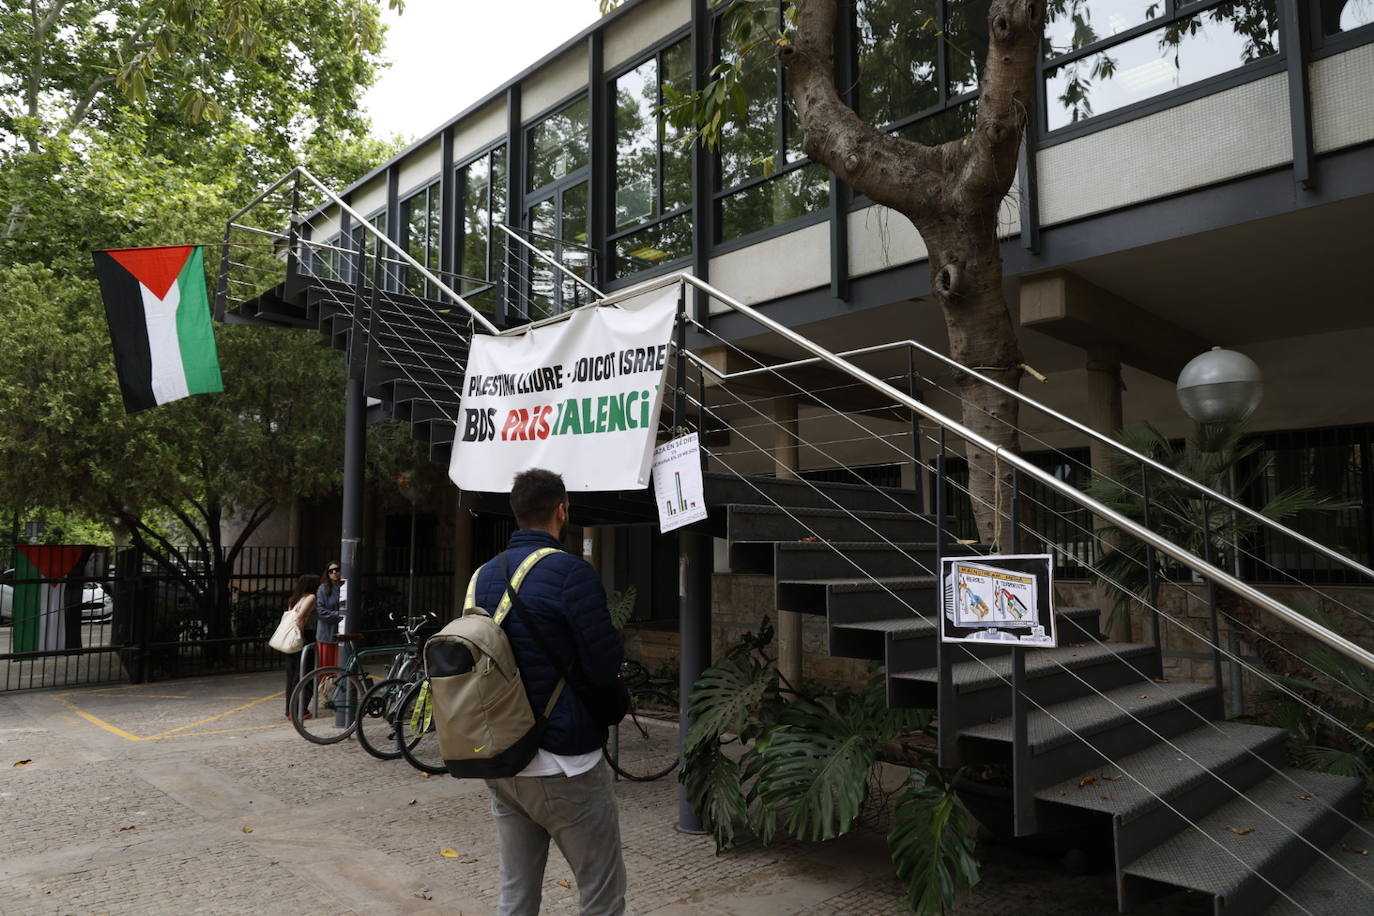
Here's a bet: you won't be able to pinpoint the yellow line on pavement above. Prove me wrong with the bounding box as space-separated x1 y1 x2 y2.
54 696 144 742
147 722 286 740
142 692 283 740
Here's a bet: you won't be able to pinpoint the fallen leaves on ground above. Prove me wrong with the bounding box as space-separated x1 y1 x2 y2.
1229 827 1255 836
118 825 137 832
12 759 32 767
1299 792 1314 800
1078 775 1098 788
408 799 417 805
440 849 460 859
1343 845 1369 856
558 880 571 889
242 827 253 834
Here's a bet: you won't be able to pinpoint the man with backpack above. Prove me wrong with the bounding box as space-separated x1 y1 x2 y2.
467 467 627 916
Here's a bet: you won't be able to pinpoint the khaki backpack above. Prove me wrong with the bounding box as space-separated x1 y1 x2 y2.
424 547 563 779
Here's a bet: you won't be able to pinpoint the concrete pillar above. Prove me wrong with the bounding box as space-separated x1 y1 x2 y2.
772 397 804 689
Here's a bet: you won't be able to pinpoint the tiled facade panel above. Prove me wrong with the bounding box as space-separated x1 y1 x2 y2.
1311 44 1374 154
1037 73 1292 226
605 0 690 70
452 101 507 163
396 140 441 196
521 49 588 119
708 220 830 311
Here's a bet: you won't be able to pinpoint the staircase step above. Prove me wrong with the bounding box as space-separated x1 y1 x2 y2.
727 504 936 545
1036 721 1289 866
960 678 1215 754
899 641 1156 695
1266 825 1374 915
1122 770 1365 914
706 473 927 515
770 540 949 580
778 575 935 618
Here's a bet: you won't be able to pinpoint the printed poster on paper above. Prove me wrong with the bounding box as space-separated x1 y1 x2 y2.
448 288 677 492
940 554 1056 647
652 433 708 533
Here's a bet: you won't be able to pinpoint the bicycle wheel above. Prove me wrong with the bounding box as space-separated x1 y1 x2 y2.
355 677 411 760
604 689 679 781
289 666 365 744
396 679 448 775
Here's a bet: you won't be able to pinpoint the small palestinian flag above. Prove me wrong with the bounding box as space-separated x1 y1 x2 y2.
11 545 93 653
92 245 223 413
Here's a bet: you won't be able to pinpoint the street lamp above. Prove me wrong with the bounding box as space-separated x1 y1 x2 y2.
1176 347 1263 423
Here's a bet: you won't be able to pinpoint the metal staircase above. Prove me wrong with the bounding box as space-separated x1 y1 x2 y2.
222 169 1374 914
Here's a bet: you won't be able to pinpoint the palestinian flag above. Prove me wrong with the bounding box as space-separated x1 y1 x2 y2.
92 245 223 413
11 545 93 653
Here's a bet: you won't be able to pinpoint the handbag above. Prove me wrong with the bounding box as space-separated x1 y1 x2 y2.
268 604 305 654
500 553 629 727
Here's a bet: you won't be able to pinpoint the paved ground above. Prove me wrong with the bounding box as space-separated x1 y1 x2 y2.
0 671 1203 914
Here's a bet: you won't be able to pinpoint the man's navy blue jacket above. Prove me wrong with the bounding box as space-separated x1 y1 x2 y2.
471 528 624 756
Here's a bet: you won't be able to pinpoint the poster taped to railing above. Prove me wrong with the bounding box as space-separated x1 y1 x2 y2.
940 554 1056 647
652 433 708 532
448 288 677 492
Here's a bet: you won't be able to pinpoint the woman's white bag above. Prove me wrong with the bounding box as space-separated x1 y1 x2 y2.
268 603 305 654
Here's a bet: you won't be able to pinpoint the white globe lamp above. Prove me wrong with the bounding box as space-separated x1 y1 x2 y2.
1176 347 1263 423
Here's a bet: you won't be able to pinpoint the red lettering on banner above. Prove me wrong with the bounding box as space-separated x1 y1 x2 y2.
500 409 523 441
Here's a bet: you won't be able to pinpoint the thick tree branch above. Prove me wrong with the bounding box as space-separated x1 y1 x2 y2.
61 10 162 134
782 0 950 220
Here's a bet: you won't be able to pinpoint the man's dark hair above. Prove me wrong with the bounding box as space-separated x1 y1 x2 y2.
510 468 568 528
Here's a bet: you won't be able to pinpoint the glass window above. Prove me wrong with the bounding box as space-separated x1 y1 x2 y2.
1044 0 1166 58
457 145 507 313
945 0 993 97
719 3 782 190
855 0 940 126
613 214 692 280
1320 0 1374 35
895 100 978 145
350 211 387 286
719 162 829 241
661 41 693 214
527 96 590 192
1044 0 1279 131
614 58 659 229
401 181 440 298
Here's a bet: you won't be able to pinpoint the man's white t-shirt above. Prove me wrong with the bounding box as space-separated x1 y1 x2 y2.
517 748 603 778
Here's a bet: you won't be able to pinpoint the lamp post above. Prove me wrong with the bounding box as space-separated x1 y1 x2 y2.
1175 347 1262 717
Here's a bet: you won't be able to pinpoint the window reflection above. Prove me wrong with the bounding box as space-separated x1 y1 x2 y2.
719 163 829 241
527 96 590 193
1044 0 1278 131
613 213 692 280
401 181 440 298
856 0 940 126
458 145 507 312
1320 0 1374 34
1044 0 1166 57
945 0 993 97
614 58 659 229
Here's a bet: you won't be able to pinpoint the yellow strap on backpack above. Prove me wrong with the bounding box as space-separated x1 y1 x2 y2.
463 547 560 624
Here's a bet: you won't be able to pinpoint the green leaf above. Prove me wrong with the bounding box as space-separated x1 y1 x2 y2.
685 651 776 752
756 725 875 841
888 766 981 915
680 742 749 852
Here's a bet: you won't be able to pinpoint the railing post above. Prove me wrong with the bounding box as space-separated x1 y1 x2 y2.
935 429 957 767
1141 464 1162 650
1010 469 1033 835
1202 497 1225 692
905 346 925 513
673 283 687 434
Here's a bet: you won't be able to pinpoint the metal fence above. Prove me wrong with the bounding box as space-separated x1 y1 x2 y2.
0 544 453 692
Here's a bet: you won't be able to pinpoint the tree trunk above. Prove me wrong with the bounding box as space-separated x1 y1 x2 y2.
784 0 1043 543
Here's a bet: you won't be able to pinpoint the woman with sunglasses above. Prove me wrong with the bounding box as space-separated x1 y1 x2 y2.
315 562 344 669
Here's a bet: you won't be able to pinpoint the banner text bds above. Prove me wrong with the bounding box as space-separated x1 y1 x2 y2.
461 387 659 443
464 344 669 398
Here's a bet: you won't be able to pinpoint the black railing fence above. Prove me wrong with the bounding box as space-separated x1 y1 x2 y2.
0 544 453 692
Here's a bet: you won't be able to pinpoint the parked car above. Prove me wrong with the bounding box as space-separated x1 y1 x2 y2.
0 569 113 625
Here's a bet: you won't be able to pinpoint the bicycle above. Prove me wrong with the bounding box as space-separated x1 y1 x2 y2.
354 614 436 760
603 659 680 782
288 613 433 745
394 676 447 774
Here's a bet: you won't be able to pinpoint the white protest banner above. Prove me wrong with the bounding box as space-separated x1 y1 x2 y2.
448 287 678 492
652 433 708 533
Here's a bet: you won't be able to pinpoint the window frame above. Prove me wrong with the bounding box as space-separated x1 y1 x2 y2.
1309 0 1374 56
453 140 509 302
398 174 442 298
605 27 696 281
524 90 593 199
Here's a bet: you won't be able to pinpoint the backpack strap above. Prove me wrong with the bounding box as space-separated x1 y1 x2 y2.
463 546 559 618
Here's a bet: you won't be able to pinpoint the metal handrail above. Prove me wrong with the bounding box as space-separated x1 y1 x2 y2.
713 337 1374 584
499 223 602 299
598 271 1374 673
225 167 499 335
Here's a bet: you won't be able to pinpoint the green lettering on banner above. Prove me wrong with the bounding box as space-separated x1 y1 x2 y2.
607 392 626 432
640 388 651 429
581 397 595 434
626 391 639 428
596 395 609 433
551 400 566 435
557 399 582 436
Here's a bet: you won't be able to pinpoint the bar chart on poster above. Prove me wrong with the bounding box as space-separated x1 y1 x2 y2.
652 433 708 533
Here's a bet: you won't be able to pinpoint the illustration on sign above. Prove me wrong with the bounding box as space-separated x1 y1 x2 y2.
652 433 709 533
940 554 1056 647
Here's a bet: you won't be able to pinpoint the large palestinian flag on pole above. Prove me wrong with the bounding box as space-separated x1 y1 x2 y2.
92 245 223 413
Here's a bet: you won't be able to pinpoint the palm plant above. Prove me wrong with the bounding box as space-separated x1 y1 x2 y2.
680 618 978 914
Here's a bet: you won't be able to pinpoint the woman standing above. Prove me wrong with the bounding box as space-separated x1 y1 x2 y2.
315 561 344 669
283 574 319 717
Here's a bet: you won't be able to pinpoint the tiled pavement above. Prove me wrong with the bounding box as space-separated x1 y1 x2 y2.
0 672 1202 914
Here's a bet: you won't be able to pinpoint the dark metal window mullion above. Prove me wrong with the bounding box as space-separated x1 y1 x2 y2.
937 0 949 107
656 48 666 221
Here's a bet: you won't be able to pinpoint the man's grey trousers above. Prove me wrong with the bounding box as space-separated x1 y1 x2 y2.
485 759 627 915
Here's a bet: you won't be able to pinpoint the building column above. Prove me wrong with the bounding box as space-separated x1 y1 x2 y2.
773 397 804 689
1085 344 1129 640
